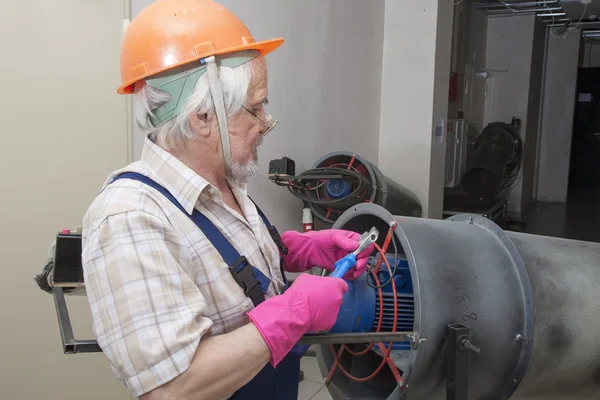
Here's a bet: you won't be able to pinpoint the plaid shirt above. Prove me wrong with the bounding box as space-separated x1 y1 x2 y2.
81 136 287 397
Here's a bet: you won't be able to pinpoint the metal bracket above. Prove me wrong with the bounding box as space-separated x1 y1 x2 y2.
446 323 480 400
53 287 101 354
298 331 414 346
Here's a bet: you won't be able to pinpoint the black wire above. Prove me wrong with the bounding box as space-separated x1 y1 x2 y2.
282 167 373 211
494 126 524 197
366 232 399 289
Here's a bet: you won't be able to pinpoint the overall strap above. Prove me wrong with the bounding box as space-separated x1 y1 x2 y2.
111 172 268 306
249 199 289 265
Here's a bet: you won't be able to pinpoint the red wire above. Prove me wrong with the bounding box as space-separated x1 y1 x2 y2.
373 224 396 275
343 224 395 357
326 226 404 386
326 266 391 383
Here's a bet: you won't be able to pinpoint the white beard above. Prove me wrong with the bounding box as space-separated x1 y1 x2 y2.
225 157 259 185
225 136 262 185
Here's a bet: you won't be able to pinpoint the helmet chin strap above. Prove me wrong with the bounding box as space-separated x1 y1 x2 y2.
205 56 232 168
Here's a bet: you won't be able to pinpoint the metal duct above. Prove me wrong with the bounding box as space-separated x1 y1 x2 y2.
317 203 600 400
460 121 521 199
307 152 422 224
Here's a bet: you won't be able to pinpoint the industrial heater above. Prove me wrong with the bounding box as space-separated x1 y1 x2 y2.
268 151 422 225
38 202 600 400
313 203 600 400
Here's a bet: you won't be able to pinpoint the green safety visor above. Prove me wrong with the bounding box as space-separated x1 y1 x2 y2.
145 49 260 127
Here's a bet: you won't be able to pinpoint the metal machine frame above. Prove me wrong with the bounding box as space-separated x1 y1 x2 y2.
52 284 475 399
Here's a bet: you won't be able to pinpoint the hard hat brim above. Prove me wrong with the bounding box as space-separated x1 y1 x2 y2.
117 37 284 95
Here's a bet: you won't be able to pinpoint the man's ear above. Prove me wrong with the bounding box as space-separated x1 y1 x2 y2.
189 112 213 138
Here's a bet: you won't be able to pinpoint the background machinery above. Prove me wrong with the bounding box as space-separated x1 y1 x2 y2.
443 118 525 230
268 151 422 226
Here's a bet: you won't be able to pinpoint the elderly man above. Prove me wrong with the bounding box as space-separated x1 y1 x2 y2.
81 1 373 399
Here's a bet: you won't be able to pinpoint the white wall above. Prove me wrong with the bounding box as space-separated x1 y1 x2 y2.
132 0 385 231
580 39 600 67
484 15 537 216
379 0 453 219
536 31 581 202
462 5 489 133
521 18 547 212
1 1 133 399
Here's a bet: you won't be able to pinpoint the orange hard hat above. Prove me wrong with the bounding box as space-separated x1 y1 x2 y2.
117 0 284 94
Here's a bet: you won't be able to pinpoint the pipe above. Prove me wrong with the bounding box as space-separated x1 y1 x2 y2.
485 7 562 14
308 151 422 223
460 121 518 199
317 204 600 400
471 1 558 9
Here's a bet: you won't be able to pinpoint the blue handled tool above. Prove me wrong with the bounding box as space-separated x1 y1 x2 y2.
330 227 379 279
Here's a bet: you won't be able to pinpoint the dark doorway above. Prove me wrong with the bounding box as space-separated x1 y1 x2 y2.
569 67 600 191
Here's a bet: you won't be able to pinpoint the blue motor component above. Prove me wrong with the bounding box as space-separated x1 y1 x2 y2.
325 178 352 199
329 254 415 351
329 270 377 333
373 255 415 350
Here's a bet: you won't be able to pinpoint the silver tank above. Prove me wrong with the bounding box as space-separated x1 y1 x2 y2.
317 204 600 400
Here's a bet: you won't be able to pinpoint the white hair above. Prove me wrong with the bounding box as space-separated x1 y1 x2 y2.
134 57 263 150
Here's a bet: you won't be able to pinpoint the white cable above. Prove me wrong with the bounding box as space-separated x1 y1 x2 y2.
205 56 232 167
569 2 588 31
549 2 588 39
444 0 465 5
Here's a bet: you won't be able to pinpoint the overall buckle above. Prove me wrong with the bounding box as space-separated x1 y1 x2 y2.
229 256 265 306
268 226 289 261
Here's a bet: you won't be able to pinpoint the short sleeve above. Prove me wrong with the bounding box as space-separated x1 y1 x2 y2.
82 210 213 397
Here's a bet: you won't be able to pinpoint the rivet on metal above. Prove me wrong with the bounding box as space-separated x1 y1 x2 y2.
515 334 524 343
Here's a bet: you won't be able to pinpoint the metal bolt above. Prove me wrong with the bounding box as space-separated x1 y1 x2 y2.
515 334 524 343
460 339 482 354
408 332 424 349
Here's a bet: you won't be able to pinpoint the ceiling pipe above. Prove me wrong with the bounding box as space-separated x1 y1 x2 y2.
537 12 567 17
469 0 584 28
471 1 558 8
485 7 563 14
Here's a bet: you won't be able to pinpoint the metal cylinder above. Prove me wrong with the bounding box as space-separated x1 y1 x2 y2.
310 152 422 224
460 122 517 199
317 203 600 400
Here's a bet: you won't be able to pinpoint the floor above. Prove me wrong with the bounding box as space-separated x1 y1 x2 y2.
522 189 600 243
299 356 333 400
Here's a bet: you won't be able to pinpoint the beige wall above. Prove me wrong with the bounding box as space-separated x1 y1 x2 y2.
463 6 489 133
521 18 547 213
379 0 454 219
447 2 489 135
484 15 537 216
537 31 581 202
0 1 133 399
580 39 600 68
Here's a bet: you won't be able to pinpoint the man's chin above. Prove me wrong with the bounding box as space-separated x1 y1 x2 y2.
226 158 260 184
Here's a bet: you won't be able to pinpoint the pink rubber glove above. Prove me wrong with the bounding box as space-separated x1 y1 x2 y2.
247 274 348 366
281 229 375 279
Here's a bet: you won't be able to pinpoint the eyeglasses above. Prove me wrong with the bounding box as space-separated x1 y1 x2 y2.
243 106 278 137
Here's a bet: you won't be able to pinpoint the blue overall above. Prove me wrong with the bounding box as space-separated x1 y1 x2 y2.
111 172 306 400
